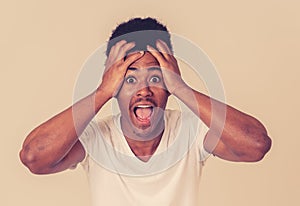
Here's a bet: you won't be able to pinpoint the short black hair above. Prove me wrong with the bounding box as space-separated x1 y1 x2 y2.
106 17 173 56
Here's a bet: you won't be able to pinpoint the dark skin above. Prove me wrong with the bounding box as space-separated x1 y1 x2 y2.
19 40 271 174
117 52 168 162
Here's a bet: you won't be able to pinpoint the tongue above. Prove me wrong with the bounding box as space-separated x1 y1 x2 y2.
135 108 152 120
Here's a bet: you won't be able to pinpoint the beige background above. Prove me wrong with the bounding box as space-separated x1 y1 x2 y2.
1 0 299 205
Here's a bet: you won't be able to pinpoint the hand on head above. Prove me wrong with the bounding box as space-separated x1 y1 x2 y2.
147 40 185 94
101 39 185 98
101 40 145 98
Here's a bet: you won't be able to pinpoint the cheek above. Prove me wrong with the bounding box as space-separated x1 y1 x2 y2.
117 90 132 111
118 85 135 99
120 84 138 96
154 90 169 106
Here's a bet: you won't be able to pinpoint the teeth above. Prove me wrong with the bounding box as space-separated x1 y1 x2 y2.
136 105 152 108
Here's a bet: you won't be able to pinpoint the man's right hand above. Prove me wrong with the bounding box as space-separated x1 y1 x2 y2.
100 40 145 98
20 40 144 174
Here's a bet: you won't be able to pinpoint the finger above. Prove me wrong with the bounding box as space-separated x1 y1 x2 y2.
156 39 173 60
147 45 166 64
123 51 145 68
115 42 136 62
150 43 180 75
106 40 127 66
107 41 135 68
157 39 172 54
110 40 127 58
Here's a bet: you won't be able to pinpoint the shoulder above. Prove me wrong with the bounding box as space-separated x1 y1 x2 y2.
96 115 116 130
164 109 199 135
164 109 181 121
164 109 200 124
80 114 118 144
93 113 120 128
164 109 208 140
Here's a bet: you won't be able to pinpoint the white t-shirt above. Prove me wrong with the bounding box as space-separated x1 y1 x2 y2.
79 109 210 206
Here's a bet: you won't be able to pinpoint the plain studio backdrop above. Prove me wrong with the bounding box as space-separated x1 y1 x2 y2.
1 0 299 205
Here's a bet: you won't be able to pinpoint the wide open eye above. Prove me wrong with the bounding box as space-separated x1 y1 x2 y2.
126 76 137 84
149 76 161 83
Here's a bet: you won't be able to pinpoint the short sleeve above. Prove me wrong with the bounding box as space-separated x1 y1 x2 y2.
197 122 210 161
78 120 99 163
181 110 211 162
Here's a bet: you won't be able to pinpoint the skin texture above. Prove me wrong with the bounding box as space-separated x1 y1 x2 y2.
117 52 169 161
147 40 272 161
19 39 272 174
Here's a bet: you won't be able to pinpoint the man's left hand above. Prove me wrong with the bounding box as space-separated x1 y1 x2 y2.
147 40 186 94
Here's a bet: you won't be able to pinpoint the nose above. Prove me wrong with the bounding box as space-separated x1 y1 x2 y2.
136 83 153 97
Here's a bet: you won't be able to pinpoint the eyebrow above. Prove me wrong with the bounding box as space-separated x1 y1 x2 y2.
127 67 161 72
147 67 162 72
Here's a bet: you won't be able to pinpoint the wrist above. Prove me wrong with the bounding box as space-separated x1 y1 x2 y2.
168 79 188 95
94 85 112 106
97 83 113 99
172 82 190 97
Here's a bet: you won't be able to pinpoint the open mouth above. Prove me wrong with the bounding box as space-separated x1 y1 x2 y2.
133 105 154 122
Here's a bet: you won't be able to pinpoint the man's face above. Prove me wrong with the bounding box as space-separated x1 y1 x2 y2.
117 52 169 139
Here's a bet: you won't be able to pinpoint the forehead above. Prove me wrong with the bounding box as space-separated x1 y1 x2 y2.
129 52 159 69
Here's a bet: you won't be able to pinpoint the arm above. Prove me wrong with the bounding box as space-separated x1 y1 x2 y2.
147 40 272 162
173 87 271 162
20 40 144 174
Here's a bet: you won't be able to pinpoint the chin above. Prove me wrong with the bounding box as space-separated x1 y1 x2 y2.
132 125 163 139
129 110 165 140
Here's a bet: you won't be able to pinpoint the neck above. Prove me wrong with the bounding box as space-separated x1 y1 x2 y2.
120 115 165 162
125 132 163 162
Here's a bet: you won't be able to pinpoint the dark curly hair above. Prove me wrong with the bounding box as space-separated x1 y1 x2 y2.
106 17 173 56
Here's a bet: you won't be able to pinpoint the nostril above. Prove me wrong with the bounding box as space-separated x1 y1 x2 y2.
137 86 153 96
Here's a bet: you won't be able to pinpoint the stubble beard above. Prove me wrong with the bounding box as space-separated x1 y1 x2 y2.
121 109 165 141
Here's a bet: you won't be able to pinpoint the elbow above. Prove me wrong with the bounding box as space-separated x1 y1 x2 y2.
258 134 272 161
247 134 272 162
19 147 34 168
19 148 47 175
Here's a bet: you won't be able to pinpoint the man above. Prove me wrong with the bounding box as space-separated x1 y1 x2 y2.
20 17 271 205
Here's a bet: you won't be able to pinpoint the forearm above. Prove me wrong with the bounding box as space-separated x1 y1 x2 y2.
173 84 271 161
147 39 271 161
20 86 111 170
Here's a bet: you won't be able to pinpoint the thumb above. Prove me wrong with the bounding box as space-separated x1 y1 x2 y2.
123 51 145 67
